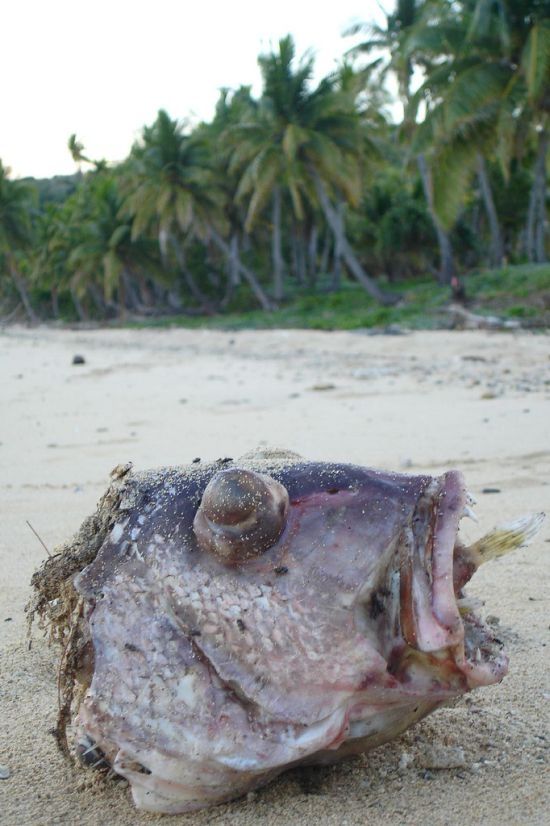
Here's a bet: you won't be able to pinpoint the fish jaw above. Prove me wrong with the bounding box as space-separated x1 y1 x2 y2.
397 470 508 691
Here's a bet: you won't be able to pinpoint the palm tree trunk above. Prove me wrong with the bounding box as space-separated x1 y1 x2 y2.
7 255 38 322
476 154 504 267
308 225 318 286
311 171 397 305
320 230 330 277
332 201 345 291
135 274 155 311
159 227 170 267
209 228 274 311
122 269 149 315
89 284 110 317
70 284 87 321
417 154 455 285
296 230 307 286
221 233 240 308
170 235 214 313
272 186 284 300
229 234 240 287
526 128 548 264
117 274 127 319
290 225 306 285
51 285 60 319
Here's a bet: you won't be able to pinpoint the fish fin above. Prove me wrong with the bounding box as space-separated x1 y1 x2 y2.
469 512 545 563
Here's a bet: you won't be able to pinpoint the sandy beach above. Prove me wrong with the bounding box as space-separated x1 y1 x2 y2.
1 324 549 825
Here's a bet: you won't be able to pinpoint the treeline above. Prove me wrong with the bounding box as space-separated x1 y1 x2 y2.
1 0 548 321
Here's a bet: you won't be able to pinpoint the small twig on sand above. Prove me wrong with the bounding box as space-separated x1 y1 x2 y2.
26 520 52 557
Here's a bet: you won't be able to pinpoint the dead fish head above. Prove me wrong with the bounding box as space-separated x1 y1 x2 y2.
50 451 542 813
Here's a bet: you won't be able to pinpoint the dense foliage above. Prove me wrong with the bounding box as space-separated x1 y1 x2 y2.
1 0 549 322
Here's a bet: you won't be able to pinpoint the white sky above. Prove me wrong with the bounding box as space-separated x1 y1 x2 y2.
2 1 386 179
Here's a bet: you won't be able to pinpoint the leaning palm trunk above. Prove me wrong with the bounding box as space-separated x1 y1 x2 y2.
228 234 240 288
51 285 60 319
272 186 285 300
525 128 548 264
296 229 308 285
320 230 331 279
417 154 455 285
476 154 504 268
169 235 214 314
121 269 152 315
221 234 240 308
311 171 396 305
209 228 274 311
289 225 307 285
69 282 87 321
7 255 38 322
307 225 318 286
331 201 345 291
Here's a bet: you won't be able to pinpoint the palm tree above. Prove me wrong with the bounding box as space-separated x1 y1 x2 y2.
347 0 458 285
407 0 550 263
68 134 92 167
67 173 164 317
226 38 318 300
123 109 273 312
228 36 393 304
0 160 38 321
196 89 275 310
122 110 227 311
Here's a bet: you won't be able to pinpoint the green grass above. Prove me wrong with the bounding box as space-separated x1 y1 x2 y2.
126 263 550 332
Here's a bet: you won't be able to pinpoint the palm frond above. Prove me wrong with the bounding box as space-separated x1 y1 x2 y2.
522 20 550 103
431 137 479 228
282 124 310 161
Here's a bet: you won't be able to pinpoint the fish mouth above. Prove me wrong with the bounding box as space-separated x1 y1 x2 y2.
399 470 508 690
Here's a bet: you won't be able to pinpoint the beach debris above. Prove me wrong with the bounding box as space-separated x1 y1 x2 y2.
109 462 133 480
366 323 406 336
25 520 51 557
29 451 544 814
447 305 521 331
0 765 10 780
72 354 86 365
310 383 336 391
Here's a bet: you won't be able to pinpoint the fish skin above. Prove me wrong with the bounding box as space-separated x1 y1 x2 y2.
53 452 513 813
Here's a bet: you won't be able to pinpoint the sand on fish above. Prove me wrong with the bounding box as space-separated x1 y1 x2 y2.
1 325 548 826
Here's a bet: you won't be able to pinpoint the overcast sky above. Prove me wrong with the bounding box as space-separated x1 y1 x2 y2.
2 1 387 179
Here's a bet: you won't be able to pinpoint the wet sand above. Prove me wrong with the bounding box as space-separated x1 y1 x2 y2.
1 325 548 825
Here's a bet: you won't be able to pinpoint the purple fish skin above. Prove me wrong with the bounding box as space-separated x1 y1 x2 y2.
70 452 508 814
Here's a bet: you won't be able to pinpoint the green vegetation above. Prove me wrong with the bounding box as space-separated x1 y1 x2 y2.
1 1 549 325
126 264 550 331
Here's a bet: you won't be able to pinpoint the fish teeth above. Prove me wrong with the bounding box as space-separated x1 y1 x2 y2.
462 505 478 523
457 595 482 615
466 491 477 506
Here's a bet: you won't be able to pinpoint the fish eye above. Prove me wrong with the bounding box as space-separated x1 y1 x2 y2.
193 468 289 561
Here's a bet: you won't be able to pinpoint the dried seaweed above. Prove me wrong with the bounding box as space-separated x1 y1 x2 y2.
26 464 132 753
